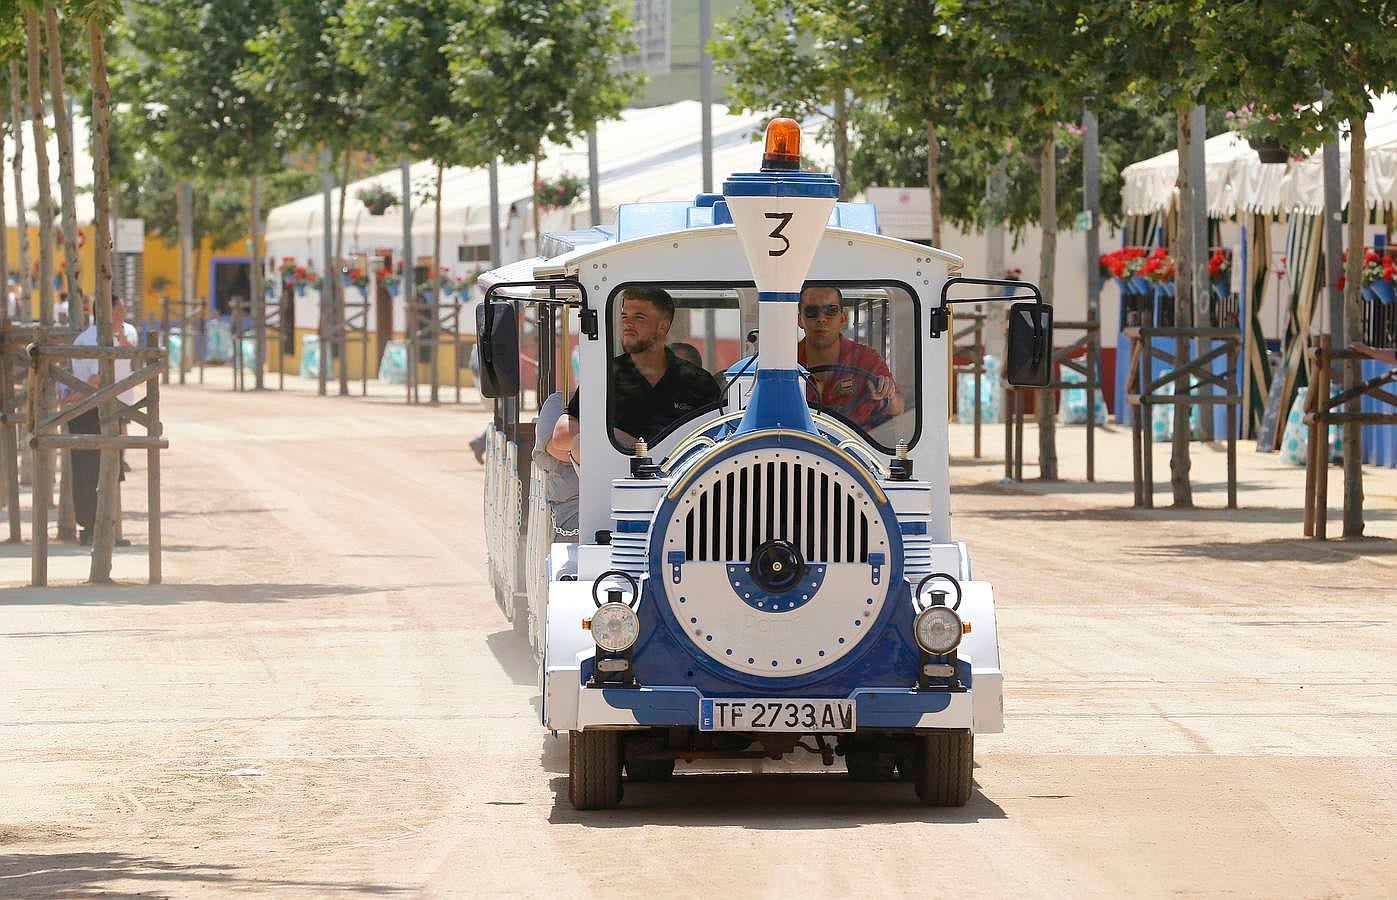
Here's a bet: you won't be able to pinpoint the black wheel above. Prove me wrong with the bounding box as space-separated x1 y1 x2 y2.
913 730 973 806
846 749 896 781
625 757 676 782
569 730 623 810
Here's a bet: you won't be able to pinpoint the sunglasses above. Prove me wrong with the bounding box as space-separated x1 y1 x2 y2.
802 303 841 319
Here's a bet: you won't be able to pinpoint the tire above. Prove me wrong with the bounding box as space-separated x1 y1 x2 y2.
569 730 623 810
913 730 974 806
846 750 896 782
625 757 676 782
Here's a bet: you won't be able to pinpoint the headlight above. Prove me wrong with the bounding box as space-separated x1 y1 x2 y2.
914 605 963 655
591 602 640 653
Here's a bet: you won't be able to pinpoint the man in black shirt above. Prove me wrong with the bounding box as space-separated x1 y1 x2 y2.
546 287 721 463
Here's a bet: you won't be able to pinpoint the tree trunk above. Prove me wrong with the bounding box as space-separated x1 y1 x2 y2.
26 10 54 326
1169 108 1194 507
833 90 849 199
250 174 264 389
46 4 83 327
176 180 192 378
1342 114 1365 538
87 17 119 583
1036 131 1058 480
9 62 33 319
926 121 942 247
431 160 444 404
336 147 351 396
0 100 8 322
26 9 58 533
531 155 541 255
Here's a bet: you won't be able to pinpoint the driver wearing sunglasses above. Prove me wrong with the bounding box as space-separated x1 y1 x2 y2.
796 285 904 428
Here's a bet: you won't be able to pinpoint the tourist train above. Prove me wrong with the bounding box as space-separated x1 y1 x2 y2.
478 118 1052 809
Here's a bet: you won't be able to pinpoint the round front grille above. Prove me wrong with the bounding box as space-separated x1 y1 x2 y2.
657 445 897 677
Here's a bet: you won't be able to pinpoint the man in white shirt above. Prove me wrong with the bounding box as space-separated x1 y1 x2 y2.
68 294 139 546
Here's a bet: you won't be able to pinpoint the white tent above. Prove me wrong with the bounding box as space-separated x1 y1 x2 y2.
2 114 96 226
1121 94 1397 217
262 101 814 266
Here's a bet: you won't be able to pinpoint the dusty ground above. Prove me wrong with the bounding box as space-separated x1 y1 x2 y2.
2 372 1395 898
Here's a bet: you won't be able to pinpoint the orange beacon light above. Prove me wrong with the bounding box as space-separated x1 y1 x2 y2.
761 117 802 171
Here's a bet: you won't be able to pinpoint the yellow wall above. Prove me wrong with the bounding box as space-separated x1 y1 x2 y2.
5 224 247 320
266 328 476 387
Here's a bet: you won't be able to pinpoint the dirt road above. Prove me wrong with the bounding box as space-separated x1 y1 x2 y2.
3 380 1395 897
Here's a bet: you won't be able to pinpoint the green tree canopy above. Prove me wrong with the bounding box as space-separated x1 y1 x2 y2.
444 0 640 167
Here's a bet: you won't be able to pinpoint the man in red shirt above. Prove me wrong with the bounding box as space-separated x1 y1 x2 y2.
795 285 904 428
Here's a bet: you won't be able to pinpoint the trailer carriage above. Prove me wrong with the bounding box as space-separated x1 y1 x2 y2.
478 120 1052 809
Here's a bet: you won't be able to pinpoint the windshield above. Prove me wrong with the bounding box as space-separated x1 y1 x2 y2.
603 281 920 454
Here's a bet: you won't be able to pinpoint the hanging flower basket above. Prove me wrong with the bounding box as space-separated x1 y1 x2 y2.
356 184 399 216
280 257 298 286
1362 250 1395 304
345 266 369 299
534 172 585 211
1248 137 1289 164
263 276 278 299
380 267 400 297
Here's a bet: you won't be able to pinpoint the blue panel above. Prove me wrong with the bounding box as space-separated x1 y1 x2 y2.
725 562 827 613
723 170 841 199
735 369 816 434
899 521 929 535
1361 357 1397 468
712 200 732 225
831 202 880 234
615 519 649 533
756 291 801 302
685 206 715 228
694 192 722 207
615 201 695 241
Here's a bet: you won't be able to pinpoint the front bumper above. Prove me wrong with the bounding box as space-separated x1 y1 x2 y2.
574 683 975 731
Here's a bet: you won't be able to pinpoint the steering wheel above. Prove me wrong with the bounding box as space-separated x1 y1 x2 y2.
803 363 896 429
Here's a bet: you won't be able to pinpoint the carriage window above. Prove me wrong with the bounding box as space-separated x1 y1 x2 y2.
603 282 919 454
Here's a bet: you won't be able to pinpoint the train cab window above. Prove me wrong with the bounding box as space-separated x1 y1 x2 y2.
602 282 919 454
799 283 920 453
603 285 744 451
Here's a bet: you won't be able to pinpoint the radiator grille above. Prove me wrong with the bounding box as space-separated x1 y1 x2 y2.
683 461 870 563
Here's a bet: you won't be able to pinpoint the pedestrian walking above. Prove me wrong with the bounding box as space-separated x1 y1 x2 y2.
67 294 137 546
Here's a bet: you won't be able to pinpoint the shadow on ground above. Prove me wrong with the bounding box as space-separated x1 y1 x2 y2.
0 582 384 606
0 851 408 898
545 772 1007 827
486 625 537 687
1131 535 1397 564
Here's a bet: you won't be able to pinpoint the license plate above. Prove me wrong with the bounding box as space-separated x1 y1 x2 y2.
699 698 855 732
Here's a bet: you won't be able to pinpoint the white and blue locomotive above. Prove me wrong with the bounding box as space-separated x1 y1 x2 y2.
478 119 1051 809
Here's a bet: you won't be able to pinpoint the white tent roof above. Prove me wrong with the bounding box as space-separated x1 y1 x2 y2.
264 101 803 257
2 114 95 227
1121 94 1397 217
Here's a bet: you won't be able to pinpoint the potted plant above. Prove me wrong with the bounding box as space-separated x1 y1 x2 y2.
380 262 401 297
534 172 585 211
1208 248 1232 300
1362 248 1395 304
1247 137 1290 164
356 184 399 216
280 256 298 286
151 274 172 297
344 266 369 298
263 276 278 299
1099 246 1152 294
1139 246 1176 297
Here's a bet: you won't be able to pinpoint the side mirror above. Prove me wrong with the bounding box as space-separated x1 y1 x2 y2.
475 299 520 398
1006 301 1053 387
